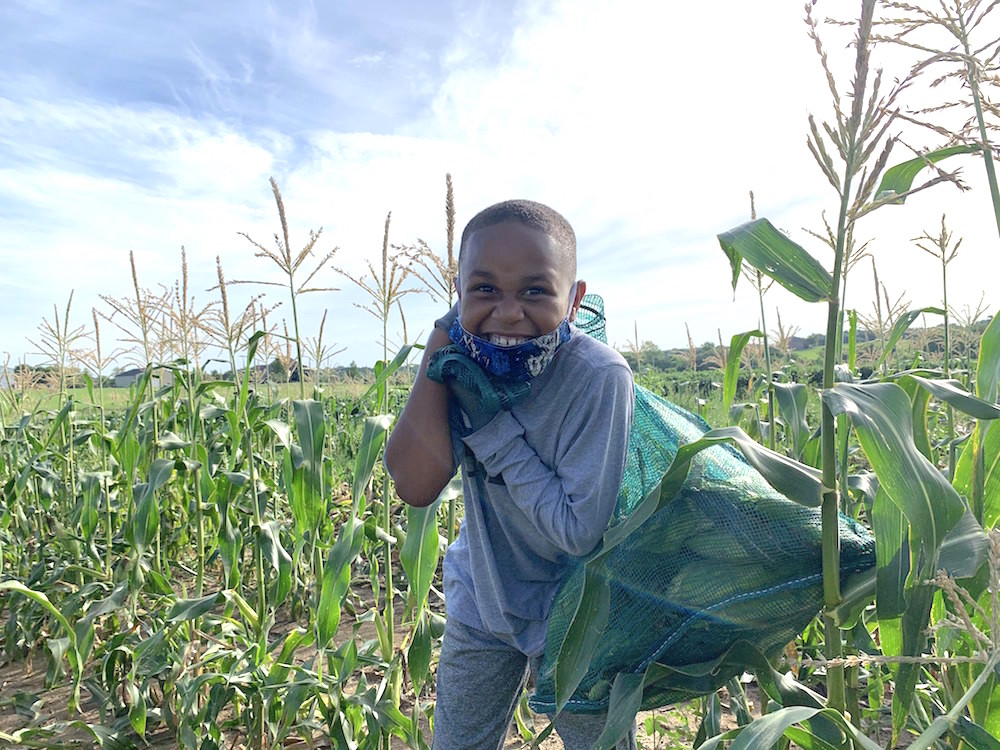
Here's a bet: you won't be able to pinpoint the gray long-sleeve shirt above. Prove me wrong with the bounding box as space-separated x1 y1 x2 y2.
443 331 634 657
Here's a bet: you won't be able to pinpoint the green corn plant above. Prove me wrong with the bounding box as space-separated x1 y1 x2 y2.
336 212 420 683
236 177 339 399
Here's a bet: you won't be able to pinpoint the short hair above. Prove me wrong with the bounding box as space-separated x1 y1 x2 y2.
459 199 577 277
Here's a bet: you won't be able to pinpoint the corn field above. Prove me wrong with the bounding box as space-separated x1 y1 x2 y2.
4 2 1000 749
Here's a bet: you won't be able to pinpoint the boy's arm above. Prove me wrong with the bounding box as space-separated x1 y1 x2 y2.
462 363 633 557
384 325 457 507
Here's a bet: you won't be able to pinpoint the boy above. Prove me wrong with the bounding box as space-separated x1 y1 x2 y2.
384 200 636 749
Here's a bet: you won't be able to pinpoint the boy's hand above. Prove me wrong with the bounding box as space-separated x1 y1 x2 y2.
426 345 530 432
448 379 497 431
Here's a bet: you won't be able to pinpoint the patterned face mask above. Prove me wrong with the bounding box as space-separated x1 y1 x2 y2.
449 283 578 382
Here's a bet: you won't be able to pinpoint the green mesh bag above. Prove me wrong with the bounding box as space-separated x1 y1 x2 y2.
529 295 876 714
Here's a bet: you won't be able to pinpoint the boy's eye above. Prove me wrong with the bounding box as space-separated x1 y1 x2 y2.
472 284 495 294
523 287 550 297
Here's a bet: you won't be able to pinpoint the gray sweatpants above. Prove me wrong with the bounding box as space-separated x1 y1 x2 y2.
431 618 638 750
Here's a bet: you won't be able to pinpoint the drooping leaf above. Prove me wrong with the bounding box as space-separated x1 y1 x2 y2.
901 374 1000 420
823 383 965 568
724 330 763 420
717 218 833 303
875 144 981 203
363 344 415 401
259 520 292 606
166 591 223 622
873 307 945 370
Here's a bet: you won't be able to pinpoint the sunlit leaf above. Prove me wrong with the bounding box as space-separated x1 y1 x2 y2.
875 144 980 203
717 218 832 303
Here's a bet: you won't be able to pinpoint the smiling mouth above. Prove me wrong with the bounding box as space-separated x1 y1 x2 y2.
485 334 530 347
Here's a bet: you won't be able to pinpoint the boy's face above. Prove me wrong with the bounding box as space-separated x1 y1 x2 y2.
457 220 586 342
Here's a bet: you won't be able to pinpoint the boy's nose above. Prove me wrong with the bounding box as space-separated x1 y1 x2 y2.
493 297 524 324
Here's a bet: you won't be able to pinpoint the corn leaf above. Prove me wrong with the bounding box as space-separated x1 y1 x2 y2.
901 375 1000 420
400 481 451 616
363 344 415 401
873 486 908 620
873 307 945 370
773 382 810 458
977 313 1000 404
166 591 223 622
407 611 433 693
555 566 611 714
593 672 644 750
953 717 1000 750
696 706 883 750
717 219 833 303
290 399 326 535
723 330 762 419
316 518 365 649
875 144 980 203
259 520 292 605
823 383 965 564
131 458 174 555
352 415 394 510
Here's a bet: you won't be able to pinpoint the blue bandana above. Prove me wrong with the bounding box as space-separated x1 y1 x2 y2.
448 317 573 382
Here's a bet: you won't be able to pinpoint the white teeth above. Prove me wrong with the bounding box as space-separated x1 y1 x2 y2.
488 334 527 347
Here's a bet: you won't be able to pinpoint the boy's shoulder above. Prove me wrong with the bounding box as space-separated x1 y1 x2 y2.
551 329 632 381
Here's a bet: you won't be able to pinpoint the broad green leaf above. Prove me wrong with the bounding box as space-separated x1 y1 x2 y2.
316 518 365 648
953 420 1000 528
901 374 1000 420
555 567 611 714
698 706 882 750
132 458 174 555
772 382 810 458
897 375 933 461
264 418 292 450
874 307 945 370
363 344 415 401
593 673 644 750
938 510 990 579
717 218 833 303
891 582 936 744
876 144 981 203
127 682 146 738
400 487 447 615
166 591 223 622
977 312 1000 404
352 414 394 508
268 627 313 683
872 487 908 620
291 399 326 535
259 520 292 605
156 431 190 450
823 383 965 566
0 581 81 710
953 716 1000 750
407 611 433 693
723 330 763 420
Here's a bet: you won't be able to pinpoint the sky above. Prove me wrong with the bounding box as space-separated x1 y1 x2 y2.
2 0 998 374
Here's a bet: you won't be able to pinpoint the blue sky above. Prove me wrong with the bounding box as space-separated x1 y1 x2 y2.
2 0 998 374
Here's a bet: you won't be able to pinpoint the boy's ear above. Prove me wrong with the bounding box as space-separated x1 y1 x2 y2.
568 280 587 322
